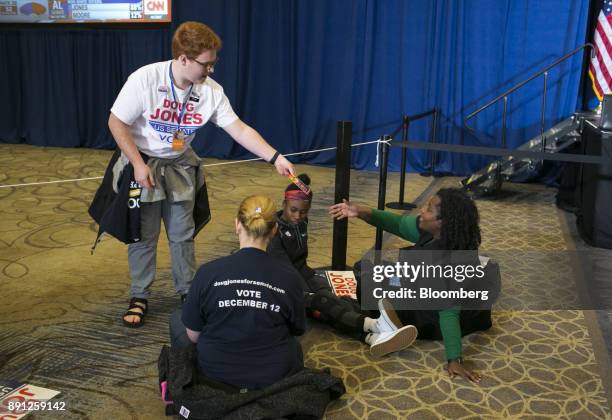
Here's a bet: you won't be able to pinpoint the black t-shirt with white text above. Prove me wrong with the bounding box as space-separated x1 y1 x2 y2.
182 247 306 389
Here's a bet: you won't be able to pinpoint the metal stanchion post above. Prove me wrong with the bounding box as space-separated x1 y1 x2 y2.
420 108 443 177
332 121 352 270
387 118 417 210
398 117 408 204
493 97 508 193
431 108 440 177
375 136 390 251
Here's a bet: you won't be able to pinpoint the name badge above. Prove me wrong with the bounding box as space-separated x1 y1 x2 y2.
172 129 186 151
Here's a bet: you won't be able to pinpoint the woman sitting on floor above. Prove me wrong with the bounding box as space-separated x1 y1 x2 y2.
170 195 306 390
322 188 497 383
267 174 419 357
267 173 328 293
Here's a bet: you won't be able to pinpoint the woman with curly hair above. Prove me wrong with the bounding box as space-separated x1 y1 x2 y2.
326 188 497 383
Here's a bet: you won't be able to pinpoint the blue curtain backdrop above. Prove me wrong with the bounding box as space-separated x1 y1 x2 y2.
0 0 590 175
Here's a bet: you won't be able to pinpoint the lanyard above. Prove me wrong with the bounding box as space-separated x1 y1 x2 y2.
168 62 193 133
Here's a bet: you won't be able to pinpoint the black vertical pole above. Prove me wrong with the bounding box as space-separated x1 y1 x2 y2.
332 121 352 270
430 108 439 176
494 96 509 193
375 136 390 251
419 108 440 177
386 118 416 210
540 72 548 153
397 117 408 204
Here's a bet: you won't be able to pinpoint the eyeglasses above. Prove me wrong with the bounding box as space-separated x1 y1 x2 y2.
191 57 219 70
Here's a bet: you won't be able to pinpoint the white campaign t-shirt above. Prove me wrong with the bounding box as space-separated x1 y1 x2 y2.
111 60 239 158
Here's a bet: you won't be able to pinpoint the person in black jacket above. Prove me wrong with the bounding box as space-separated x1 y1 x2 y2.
267 175 418 357
267 174 319 289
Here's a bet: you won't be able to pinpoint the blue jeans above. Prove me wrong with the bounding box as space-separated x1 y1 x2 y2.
128 197 196 299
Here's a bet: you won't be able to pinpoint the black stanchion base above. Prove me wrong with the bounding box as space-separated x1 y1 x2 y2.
386 202 417 210
419 171 452 178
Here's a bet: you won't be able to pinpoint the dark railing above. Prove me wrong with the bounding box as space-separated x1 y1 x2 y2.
386 108 439 210
375 136 391 251
331 121 353 270
464 43 595 153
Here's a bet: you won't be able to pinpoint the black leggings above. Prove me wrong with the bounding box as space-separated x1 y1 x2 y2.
305 264 492 342
307 289 492 341
306 289 369 340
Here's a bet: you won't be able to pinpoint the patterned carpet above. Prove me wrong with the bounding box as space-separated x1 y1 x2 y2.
0 144 610 419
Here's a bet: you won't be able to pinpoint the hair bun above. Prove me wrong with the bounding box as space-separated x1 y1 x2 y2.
297 173 311 186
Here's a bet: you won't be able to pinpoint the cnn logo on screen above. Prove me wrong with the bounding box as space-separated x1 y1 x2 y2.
144 0 168 15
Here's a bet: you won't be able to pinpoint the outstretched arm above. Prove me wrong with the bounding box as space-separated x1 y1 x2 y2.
329 200 421 242
329 199 373 222
223 119 294 176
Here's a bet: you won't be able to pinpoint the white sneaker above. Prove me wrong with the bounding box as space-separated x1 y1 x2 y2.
366 325 418 357
374 298 404 333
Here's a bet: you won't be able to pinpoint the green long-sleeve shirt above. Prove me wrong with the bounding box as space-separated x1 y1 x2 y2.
369 209 462 360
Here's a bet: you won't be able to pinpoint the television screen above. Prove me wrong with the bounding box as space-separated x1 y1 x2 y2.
0 0 171 23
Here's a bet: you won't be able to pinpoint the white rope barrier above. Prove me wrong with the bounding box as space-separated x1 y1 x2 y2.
0 139 387 189
0 176 107 189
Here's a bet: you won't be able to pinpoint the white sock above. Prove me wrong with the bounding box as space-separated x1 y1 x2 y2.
363 317 378 333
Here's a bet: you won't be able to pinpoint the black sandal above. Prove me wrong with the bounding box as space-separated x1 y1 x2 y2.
122 297 148 328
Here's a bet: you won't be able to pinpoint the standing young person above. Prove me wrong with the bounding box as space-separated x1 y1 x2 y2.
108 22 294 327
